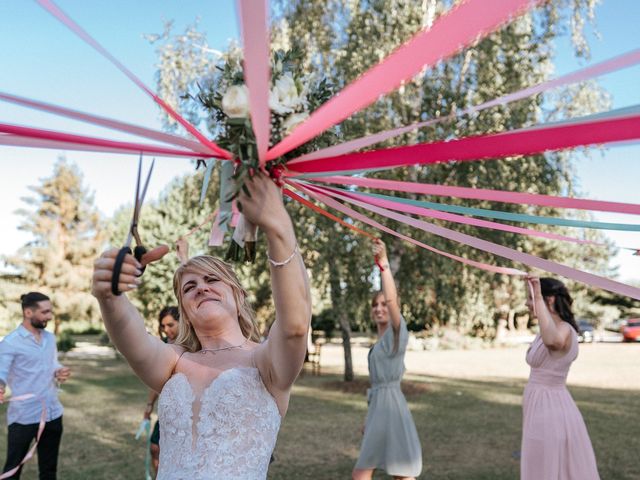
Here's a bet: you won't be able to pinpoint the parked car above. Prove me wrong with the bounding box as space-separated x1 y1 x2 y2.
577 320 595 343
621 319 640 342
605 318 628 333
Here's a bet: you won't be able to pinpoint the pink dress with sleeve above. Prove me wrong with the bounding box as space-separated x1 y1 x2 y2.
521 331 599 480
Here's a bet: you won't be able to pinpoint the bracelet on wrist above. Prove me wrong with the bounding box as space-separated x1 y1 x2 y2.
268 243 299 268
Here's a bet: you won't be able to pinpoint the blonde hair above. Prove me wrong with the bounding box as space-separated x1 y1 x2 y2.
173 256 260 352
371 290 400 355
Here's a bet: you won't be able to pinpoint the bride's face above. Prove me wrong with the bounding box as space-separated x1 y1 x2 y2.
179 271 238 330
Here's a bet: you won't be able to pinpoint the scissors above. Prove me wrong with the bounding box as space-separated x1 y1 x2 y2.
111 156 155 295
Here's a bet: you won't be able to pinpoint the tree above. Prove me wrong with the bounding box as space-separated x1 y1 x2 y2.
274 0 613 335
4 157 105 332
145 1 618 378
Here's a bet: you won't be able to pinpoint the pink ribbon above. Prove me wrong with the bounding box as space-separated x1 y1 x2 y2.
290 48 640 163
311 184 601 246
289 181 525 276
238 0 271 163
36 0 231 159
0 125 209 158
289 111 640 173
266 0 542 160
0 91 215 155
0 397 46 480
306 183 640 300
302 175 640 216
208 210 226 247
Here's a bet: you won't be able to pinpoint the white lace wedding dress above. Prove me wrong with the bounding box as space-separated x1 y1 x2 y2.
157 367 281 479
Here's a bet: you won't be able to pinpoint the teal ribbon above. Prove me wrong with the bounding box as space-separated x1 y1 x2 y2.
313 184 640 232
135 419 152 480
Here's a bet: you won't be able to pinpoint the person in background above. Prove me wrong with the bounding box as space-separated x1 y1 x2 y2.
353 240 422 480
0 292 71 479
521 276 599 479
142 306 180 478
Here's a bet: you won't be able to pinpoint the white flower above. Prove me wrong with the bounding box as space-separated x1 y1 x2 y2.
222 84 250 118
269 74 303 114
282 112 309 135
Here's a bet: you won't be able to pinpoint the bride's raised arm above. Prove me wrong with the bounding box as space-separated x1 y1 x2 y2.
242 173 312 396
91 245 178 392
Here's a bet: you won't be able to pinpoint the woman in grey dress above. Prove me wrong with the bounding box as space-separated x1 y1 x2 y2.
353 240 422 480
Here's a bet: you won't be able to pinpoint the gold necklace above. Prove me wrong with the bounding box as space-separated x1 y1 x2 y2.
199 337 249 355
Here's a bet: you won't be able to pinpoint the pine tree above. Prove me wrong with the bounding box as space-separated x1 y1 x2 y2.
5 157 105 332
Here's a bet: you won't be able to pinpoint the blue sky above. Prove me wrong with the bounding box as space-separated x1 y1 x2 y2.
0 1 638 281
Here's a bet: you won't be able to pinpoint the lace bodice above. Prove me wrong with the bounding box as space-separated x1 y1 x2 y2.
157 367 281 479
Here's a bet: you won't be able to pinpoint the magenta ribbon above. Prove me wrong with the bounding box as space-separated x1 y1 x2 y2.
266 0 542 160
289 181 526 276
0 91 214 155
238 0 271 163
304 182 640 300
290 48 640 163
289 111 640 173
36 0 231 159
308 183 602 246
0 125 208 158
301 175 640 216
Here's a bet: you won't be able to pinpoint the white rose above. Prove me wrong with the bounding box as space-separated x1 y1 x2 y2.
222 84 250 118
269 74 301 114
282 112 309 135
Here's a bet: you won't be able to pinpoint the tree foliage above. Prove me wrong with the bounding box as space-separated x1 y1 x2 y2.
3 158 105 332
144 0 617 349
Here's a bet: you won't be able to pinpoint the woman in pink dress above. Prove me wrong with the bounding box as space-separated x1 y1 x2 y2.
521 276 599 480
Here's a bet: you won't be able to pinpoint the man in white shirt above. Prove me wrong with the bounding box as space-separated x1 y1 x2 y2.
0 292 70 479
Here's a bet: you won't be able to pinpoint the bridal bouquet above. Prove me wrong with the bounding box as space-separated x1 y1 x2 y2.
196 47 335 261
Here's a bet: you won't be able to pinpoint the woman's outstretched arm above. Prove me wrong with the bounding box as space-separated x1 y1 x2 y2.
92 246 178 391
526 275 570 351
374 240 402 332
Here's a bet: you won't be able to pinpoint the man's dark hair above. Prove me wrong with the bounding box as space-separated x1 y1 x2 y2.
20 292 50 311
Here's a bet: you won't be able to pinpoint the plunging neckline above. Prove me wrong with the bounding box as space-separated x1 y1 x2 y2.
166 367 281 416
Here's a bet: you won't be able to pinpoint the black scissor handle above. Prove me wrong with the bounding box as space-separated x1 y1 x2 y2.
111 245 149 296
111 247 131 296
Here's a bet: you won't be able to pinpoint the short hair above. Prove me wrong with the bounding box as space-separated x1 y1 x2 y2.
20 292 50 311
157 306 180 337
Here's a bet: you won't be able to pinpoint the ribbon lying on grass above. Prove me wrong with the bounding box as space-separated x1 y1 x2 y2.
304 183 640 300
310 185 640 232
289 108 640 174
238 0 271 163
302 183 604 245
303 175 640 216
290 48 640 163
267 0 542 160
0 125 209 158
0 395 46 480
0 91 215 154
36 0 231 159
288 181 526 276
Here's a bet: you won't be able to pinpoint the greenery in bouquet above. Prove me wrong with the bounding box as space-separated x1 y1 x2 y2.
192 47 337 261
196 46 336 189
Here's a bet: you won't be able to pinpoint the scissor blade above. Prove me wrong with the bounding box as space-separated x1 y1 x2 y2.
137 158 155 209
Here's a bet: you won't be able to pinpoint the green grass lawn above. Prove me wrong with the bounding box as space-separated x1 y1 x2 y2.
0 349 637 479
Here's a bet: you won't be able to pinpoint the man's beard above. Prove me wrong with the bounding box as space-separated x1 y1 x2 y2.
30 319 47 329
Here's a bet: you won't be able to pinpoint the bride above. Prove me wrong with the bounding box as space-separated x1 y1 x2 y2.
92 173 311 479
